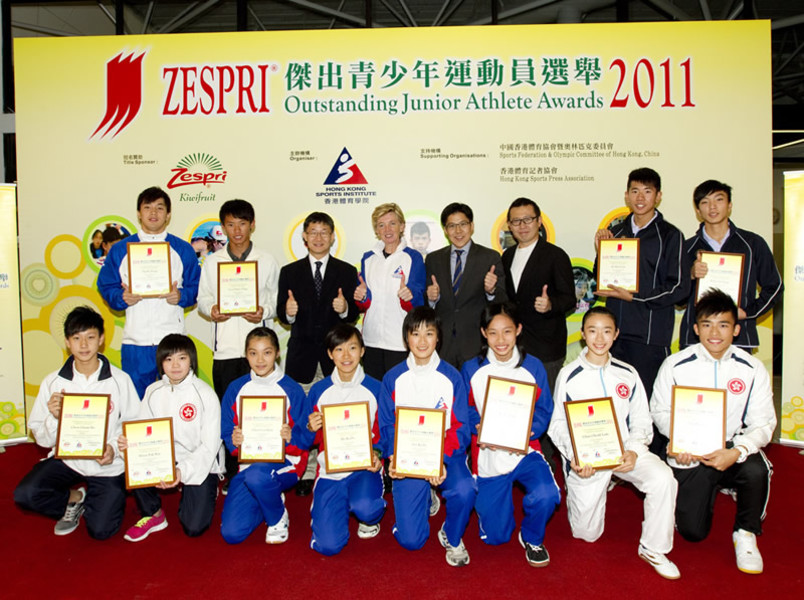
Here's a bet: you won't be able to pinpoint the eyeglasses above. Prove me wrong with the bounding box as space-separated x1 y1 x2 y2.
445 221 471 232
306 229 331 238
508 216 537 227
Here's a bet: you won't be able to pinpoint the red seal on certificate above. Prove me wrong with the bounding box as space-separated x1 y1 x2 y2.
728 379 746 394
180 403 197 421
615 383 630 399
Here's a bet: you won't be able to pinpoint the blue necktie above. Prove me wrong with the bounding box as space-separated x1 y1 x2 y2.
452 250 463 296
314 261 323 297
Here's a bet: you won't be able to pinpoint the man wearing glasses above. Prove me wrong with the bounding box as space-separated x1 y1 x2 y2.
501 197 575 391
425 203 508 368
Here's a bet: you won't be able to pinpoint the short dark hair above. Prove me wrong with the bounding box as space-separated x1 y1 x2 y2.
245 326 280 354
304 211 334 232
478 302 525 367
219 199 255 224
402 306 441 351
156 334 198 377
325 323 364 352
507 197 541 222
440 203 473 227
63 306 104 338
695 289 738 323
410 221 431 236
693 180 732 208
102 226 122 244
581 305 618 330
626 168 661 192
137 186 171 212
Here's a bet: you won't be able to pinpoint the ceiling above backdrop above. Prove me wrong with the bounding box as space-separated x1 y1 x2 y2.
8 0 804 159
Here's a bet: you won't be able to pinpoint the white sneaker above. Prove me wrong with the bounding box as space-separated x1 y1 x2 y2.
266 509 289 544
357 522 380 539
438 526 469 567
429 487 441 517
733 529 763 574
638 544 680 580
54 487 86 536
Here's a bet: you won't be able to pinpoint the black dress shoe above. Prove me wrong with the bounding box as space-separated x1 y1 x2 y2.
295 479 314 497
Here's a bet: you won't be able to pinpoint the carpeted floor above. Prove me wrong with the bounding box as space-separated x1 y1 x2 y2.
1 442 800 599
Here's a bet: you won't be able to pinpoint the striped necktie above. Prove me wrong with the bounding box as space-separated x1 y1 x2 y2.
452 249 464 296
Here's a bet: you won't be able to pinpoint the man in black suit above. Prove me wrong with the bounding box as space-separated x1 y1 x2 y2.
425 203 507 368
277 212 359 496
501 197 575 390
277 211 359 385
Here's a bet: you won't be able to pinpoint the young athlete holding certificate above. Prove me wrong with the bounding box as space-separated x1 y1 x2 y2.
219 328 308 545
549 306 680 579
461 303 560 568
118 335 223 542
303 324 386 555
15 307 139 539
651 290 775 574
378 307 476 566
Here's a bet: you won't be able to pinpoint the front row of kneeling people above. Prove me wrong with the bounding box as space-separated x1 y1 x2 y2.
15 288 774 580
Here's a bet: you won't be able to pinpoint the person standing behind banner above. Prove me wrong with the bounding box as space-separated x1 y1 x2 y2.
354 203 426 380
426 202 507 369
98 186 200 399
679 179 783 350
197 199 280 490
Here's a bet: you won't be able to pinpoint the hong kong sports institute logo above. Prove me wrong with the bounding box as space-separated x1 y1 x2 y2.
90 51 146 139
324 147 367 185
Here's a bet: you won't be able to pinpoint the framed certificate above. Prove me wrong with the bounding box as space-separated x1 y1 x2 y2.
564 397 624 470
239 396 286 463
695 251 745 306
597 238 640 292
123 418 176 489
392 407 445 480
669 386 726 459
218 261 259 315
478 376 537 454
127 241 172 297
55 393 110 459
321 402 373 474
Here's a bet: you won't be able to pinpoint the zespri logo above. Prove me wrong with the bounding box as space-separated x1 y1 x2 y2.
168 153 227 189
324 147 367 185
90 51 146 139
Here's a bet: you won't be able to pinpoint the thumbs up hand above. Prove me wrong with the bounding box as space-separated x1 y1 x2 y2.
354 275 368 302
397 272 413 302
332 287 347 314
534 284 552 313
692 250 708 280
427 275 440 302
286 290 299 317
484 265 498 294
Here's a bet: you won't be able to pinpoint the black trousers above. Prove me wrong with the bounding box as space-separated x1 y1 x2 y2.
14 458 126 540
363 346 407 381
672 451 772 542
133 473 219 537
213 357 250 478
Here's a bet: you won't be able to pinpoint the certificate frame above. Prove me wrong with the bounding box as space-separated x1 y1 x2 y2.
123 418 176 490
669 385 726 459
477 376 537 454
238 395 287 463
217 261 259 315
126 241 172 297
321 401 374 474
597 238 640 292
564 397 624 470
55 393 110 459
392 407 446 480
695 251 745 307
